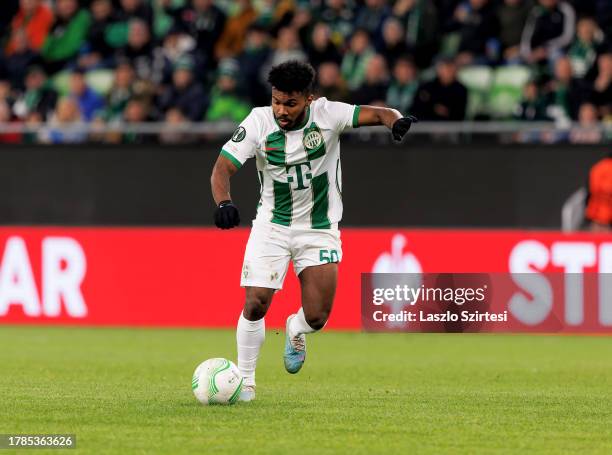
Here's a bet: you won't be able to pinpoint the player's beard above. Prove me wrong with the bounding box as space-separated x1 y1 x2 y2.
276 108 306 130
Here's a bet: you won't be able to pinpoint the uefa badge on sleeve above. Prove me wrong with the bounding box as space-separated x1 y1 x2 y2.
232 127 246 142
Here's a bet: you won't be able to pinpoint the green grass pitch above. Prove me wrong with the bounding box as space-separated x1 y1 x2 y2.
1 326 612 454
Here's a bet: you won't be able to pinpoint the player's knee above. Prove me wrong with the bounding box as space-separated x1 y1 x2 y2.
305 310 329 331
243 293 271 320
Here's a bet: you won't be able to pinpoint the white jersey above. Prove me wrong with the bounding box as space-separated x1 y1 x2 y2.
221 97 360 229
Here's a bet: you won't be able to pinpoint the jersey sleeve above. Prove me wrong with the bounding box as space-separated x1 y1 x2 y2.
320 98 361 133
220 110 260 168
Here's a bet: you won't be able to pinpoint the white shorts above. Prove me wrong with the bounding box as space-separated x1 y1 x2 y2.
240 221 342 290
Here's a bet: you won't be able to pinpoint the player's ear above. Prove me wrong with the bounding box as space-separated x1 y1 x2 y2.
305 93 314 106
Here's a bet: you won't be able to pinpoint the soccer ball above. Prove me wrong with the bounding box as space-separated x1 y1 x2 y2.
192 358 243 405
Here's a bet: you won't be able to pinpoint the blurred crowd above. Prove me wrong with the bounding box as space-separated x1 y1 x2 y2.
0 0 610 144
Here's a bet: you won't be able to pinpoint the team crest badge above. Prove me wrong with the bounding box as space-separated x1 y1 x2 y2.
303 130 323 151
232 126 246 142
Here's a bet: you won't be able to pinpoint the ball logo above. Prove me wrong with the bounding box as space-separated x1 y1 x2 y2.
372 234 422 328
231 126 246 142
303 130 323 151
372 234 422 274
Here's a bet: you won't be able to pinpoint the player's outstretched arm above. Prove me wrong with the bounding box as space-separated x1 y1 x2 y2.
357 105 418 141
210 155 241 229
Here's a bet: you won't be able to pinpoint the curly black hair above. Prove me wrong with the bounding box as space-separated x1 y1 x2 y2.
267 60 316 95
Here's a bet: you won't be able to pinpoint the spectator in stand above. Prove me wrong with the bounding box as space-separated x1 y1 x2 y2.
376 17 410 68
592 52 612 118
520 0 575 65
251 0 294 31
121 98 155 144
585 152 612 231
290 6 314 55
68 69 105 122
354 0 390 49
160 107 195 144
120 0 154 24
40 97 87 144
411 57 468 121
168 0 227 69
315 62 349 102
0 100 22 144
102 60 135 123
350 54 389 106
316 0 355 48
157 56 207 121
567 17 603 79
569 102 602 143
41 0 91 74
306 22 342 70
12 65 57 121
0 81 14 109
205 59 251 122
341 28 375 90
267 27 307 69
79 0 117 70
3 29 39 91
386 56 418 114
116 19 158 83
214 0 257 60
5 0 54 56
449 0 498 65
514 79 551 120
237 25 271 107
497 0 533 63
391 0 439 68
104 0 154 51
156 28 200 85
545 55 588 123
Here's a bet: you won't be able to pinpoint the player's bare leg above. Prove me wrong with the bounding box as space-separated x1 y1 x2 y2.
284 263 338 373
237 286 275 401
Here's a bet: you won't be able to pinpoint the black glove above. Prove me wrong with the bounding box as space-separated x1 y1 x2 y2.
214 200 240 229
391 115 418 141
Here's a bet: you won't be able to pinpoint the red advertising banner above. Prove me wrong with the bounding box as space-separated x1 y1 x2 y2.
0 227 610 332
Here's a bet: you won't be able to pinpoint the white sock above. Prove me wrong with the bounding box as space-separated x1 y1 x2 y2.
288 307 317 339
236 313 265 387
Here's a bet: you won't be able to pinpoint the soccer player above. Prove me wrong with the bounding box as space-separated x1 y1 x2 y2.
210 60 416 401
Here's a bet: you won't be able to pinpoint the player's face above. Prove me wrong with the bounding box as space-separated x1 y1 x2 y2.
271 88 313 130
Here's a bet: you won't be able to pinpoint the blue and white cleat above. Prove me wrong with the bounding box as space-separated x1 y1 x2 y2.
238 385 255 402
284 314 306 374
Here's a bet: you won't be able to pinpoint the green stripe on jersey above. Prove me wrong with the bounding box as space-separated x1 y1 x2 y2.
256 171 264 212
265 130 286 166
311 172 331 229
272 180 292 226
352 105 361 128
220 149 242 169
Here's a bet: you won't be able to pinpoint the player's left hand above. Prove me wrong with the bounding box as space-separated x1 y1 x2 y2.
391 115 418 142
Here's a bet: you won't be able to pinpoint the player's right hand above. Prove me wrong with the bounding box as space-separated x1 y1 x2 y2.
214 200 240 229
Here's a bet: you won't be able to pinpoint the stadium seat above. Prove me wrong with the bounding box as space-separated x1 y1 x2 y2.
51 71 71 96
457 65 493 119
86 70 115 96
487 65 532 119
52 69 115 97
